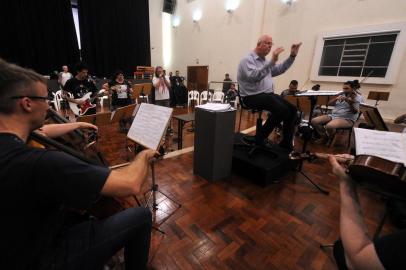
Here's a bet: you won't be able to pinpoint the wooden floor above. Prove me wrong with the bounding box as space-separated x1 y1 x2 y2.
94 106 397 270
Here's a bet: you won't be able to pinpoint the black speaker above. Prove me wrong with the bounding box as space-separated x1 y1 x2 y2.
163 0 176 14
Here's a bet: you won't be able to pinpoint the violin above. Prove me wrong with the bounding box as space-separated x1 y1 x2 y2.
290 152 406 200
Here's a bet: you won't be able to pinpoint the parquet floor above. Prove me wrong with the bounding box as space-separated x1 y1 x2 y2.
95 107 397 270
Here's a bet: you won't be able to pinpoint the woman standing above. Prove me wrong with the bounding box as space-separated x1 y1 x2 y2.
152 66 171 107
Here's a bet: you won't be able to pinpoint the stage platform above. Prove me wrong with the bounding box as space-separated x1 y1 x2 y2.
232 133 293 186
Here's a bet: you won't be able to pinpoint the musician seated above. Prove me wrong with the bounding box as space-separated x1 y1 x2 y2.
63 62 98 116
311 80 362 144
280 80 299 98
329 154 405 270
237 34 302 150
0 58 155 269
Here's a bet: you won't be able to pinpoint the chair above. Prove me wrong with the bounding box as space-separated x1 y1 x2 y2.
98 89 109 107
54 90 73 112
235 89 277 157
328 113 361 149
188 90 200 107
212 91 225 103
199 90 212 104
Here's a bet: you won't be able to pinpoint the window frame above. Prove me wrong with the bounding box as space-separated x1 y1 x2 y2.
310 22 406 85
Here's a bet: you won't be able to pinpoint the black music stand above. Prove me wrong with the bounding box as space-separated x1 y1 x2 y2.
367 91 390 106
359 104 389 131
291 92 330 195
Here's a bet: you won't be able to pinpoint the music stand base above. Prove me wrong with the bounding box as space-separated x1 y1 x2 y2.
144 188 182 227
297 170 329 195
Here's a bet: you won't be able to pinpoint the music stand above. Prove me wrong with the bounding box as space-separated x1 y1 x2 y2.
367 91 390 106
359 104 389 131
127 103 181 227
77 112 112 126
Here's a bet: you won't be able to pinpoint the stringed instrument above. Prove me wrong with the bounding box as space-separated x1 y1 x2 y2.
29 111 141 219
290 152 406 199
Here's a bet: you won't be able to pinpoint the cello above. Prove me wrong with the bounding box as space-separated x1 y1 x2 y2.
290 152 406 200
29 111 141 218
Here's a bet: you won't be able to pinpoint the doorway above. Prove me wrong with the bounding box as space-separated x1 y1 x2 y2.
187 66 209 91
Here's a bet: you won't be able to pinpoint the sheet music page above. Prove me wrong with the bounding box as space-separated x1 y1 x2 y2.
127 103 173 150
196 103 233 112
296 90 342 96
354 128 406 165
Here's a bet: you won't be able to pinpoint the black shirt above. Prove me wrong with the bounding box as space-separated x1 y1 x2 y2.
222 78 232 92
108 80 133 108
0 133 109 269
374 229 406 269
63 77 97 99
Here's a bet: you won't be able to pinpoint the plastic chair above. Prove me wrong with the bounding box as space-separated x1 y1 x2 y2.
199 90 212 104
99 89 109 107
188 90 200 106
212 91 225 103
54 90 73 112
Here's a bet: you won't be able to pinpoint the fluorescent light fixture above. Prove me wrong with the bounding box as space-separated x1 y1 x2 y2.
192 10 202 22
281 0 297 6
162 13 172 68
225 0 240 13
172 16 181 28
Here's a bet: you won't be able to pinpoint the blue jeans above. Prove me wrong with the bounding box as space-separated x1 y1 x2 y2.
42 207 152 270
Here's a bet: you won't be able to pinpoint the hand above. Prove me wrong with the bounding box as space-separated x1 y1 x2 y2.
77 122 98 132
141 149 160 162
272 47 284 63
290 42 302 57
328 154 353 183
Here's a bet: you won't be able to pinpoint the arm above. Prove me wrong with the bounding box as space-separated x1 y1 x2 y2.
329 156 385 270
36 122 98 138
240 47 284 83
394 113 406 124
101 149 157 197
271 43 301 77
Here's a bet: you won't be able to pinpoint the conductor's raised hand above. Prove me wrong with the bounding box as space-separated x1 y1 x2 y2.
290 42 302 57
272 47 285 63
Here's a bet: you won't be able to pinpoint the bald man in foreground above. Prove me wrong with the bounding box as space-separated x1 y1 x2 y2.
237 35 301 151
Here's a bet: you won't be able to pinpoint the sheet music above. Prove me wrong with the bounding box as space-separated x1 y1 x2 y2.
196 103 233 112
127 103 173 150
354 128 406 165
295 90 342 96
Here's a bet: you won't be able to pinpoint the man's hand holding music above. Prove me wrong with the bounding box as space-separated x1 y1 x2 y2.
290 42 302 57
272 47 284 63
141 149 160 162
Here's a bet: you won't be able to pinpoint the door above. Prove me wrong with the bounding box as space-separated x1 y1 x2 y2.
187 66 209 91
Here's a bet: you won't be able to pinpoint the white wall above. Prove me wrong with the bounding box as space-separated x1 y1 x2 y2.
149 0 406 119
149 0 163 68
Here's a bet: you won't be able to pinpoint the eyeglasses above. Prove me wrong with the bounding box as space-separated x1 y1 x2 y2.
342 87 351 90
11 96 53 102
